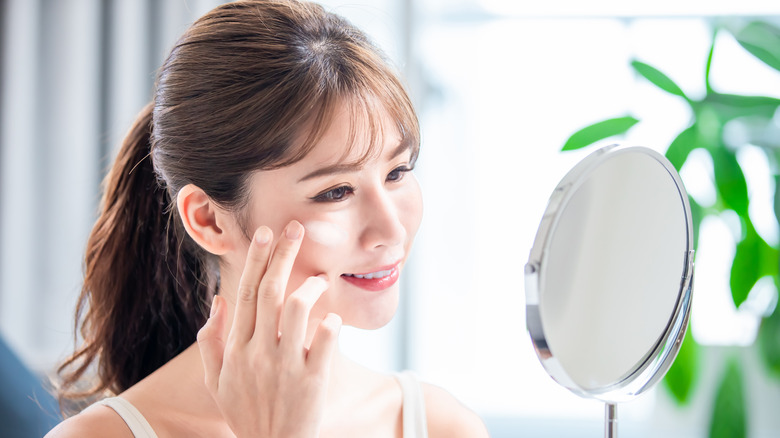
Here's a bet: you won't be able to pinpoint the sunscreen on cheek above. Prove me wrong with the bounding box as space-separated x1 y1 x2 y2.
303 221 348 247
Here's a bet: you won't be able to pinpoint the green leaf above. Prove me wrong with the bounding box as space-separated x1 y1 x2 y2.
759 242 779 279
704 93 780 122
694 106 723 148
666 126 699 171
729 225 775 308
561 116 639 151
688 195 703 252
730 227 762 308
758 305 780 377
734 21 780 72
709 358 747 438
662 324 698 405
710 147 749 217
631 60 688 99
705 29 717 93
774 174 780 226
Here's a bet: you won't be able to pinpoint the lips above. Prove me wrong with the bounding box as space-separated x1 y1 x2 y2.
341 263 400 292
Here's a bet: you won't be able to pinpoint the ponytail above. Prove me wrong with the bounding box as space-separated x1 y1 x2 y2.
57 103 217 414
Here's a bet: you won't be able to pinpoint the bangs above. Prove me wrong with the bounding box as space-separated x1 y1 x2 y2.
276 75 420 170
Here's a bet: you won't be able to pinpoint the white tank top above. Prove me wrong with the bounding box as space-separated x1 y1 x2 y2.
395 371 430 438
96 371 428 438
95 397 158 438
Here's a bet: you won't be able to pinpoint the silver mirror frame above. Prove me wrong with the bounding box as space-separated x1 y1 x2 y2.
525 144 695 403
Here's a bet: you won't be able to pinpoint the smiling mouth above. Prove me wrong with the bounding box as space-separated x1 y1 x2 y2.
340 264 401 291
342 269 394 279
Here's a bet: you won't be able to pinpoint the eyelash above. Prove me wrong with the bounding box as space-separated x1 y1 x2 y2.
311 165 414 203
312 185 356 203
387 165 413 183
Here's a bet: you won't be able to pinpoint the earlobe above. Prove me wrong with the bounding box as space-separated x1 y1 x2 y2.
177 184 232 255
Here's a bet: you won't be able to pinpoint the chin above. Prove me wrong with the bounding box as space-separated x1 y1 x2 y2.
339 285 400 330
349 310 396 330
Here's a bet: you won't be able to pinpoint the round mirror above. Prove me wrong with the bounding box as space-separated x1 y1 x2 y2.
525 145 694 433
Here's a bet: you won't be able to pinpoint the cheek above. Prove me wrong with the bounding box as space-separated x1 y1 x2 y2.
303 220 349 247
245 214 349 295
296 236 344 272
287 219 352 304
282 179 422 294
399 176 424 241
291 214 354 278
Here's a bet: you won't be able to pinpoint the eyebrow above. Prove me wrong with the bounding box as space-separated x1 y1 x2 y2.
297 141 411 183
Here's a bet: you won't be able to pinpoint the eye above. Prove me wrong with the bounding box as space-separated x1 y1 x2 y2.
312 185 355 202
387 165 413 182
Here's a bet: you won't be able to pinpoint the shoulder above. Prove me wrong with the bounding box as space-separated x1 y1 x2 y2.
421 383 489 438
45 403 134 438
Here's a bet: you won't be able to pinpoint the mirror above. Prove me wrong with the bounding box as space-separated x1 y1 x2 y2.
525 144 694 437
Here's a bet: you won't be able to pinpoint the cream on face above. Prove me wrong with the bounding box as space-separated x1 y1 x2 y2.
303 220 349 247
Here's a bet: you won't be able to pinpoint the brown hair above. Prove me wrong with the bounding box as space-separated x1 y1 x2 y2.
57 0 418 413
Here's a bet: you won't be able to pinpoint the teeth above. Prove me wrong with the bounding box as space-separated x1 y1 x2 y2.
345 269 392 279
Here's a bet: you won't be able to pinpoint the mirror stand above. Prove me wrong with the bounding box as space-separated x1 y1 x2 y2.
605 403 617 438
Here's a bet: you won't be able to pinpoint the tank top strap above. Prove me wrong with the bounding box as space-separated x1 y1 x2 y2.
394 371 429 438
95 397 159 438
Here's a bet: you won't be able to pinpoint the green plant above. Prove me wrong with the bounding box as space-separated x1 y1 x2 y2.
562 20 780 437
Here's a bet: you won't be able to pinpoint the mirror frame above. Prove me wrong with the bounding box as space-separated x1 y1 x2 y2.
525 144 695 402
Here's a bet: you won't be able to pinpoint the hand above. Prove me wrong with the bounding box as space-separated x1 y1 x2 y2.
197 220 342 438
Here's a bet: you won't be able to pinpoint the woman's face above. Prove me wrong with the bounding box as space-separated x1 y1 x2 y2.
237 104 422 330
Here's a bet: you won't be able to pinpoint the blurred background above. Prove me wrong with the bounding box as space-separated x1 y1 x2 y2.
1 0 779 437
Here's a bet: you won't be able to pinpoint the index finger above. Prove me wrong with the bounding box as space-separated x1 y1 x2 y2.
256 220 304 345
229 226 273 344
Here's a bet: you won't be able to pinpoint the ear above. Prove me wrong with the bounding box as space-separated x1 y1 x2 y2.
177 184 234 255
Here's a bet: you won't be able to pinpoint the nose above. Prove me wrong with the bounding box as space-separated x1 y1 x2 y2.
359 187 405 250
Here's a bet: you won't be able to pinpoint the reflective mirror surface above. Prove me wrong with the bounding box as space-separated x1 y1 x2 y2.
526 144 694 402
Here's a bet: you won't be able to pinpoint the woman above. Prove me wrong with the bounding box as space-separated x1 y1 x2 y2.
47 1 488 437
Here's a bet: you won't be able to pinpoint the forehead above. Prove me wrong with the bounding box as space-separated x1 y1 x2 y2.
299 100 403 167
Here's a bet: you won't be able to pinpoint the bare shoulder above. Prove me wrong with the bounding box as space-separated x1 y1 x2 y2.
421 383 490 438
45 404 133 438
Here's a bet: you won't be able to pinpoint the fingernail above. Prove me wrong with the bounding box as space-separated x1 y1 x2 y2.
210 295 219 317
255 227 271 245
285 221 303 240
